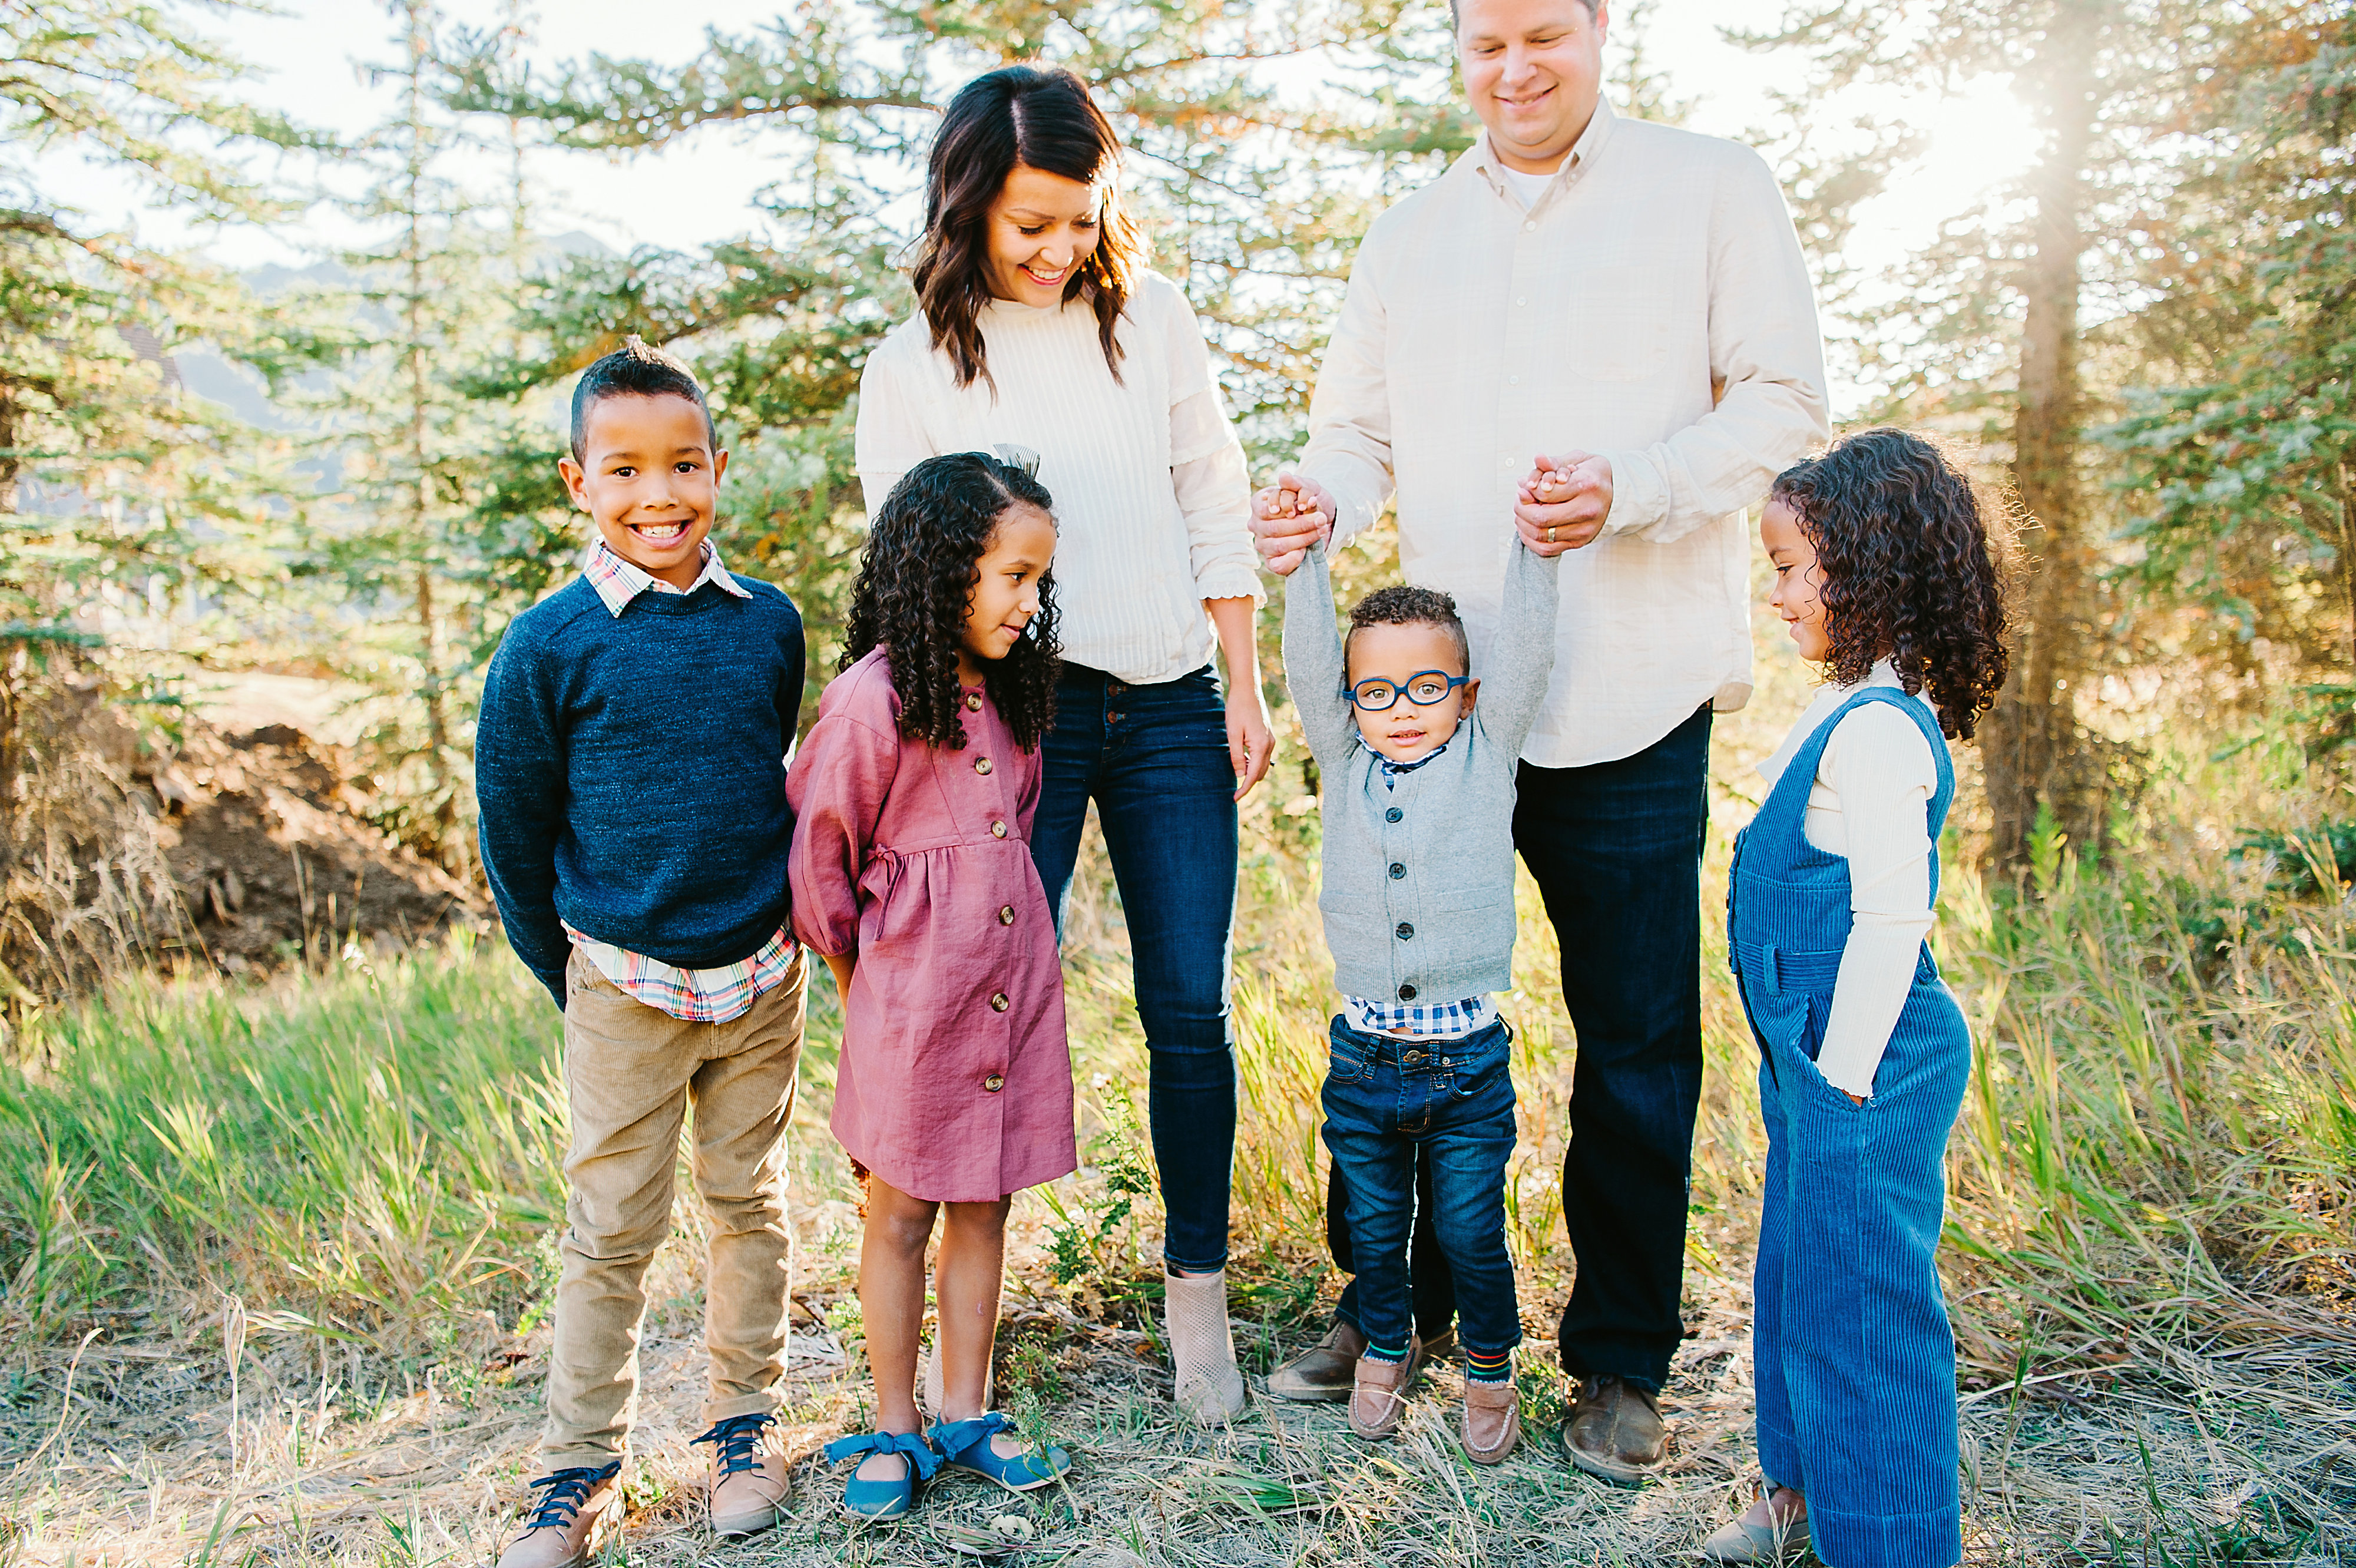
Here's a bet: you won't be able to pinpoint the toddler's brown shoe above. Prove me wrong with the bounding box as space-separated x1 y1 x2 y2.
1346 1348 1415 1440
496 1461 620 1568
1459 1376 1521 1464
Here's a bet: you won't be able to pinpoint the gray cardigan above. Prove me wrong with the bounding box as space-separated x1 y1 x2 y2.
1282 540 1561 1004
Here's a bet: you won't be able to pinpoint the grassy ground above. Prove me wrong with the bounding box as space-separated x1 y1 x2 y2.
4 644 2355 1565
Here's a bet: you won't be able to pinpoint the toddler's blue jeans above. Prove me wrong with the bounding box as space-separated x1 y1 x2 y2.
1319 1015 1521 1363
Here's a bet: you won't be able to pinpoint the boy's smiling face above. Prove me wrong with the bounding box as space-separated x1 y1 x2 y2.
1346 620 1480 765
558 392 727 591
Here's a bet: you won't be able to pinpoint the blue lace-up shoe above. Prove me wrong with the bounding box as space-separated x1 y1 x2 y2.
820 1428 941 1520
691 1412 789 1539
496 1460 621 1568
926 1412 1073 1493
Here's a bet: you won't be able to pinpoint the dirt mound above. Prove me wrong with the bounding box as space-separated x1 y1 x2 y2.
144 722 487 972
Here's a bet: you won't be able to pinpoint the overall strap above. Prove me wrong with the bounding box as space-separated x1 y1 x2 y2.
1807 686 1956 899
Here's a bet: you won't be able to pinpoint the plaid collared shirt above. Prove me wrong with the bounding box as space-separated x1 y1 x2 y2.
1341 991 1495 1041
566 537 795 1023
580 535 751 614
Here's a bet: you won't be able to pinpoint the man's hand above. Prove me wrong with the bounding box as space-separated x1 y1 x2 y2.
1250 469 1335 576
1515 452 1614 555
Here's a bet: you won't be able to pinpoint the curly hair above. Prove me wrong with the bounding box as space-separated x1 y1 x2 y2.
842 452 1062 751
1771 428 2010 741
1346 584 1470 673
910 66 1145 391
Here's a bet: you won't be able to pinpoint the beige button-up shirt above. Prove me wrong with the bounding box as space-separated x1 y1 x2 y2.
1299 103 1829 768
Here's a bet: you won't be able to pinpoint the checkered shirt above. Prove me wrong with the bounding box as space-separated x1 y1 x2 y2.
581 536 751 614
565 537 793 1023
1341 991 1495 1041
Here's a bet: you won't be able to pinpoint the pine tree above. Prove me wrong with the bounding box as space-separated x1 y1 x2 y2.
300 0 537 869
2107 9 2356 753
1736 0 2253 870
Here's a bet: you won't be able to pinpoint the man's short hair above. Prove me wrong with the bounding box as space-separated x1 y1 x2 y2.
568 336 716 464
1450 0 1600 25
1346 584 1471 673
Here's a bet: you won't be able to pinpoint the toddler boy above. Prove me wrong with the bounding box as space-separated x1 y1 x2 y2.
1278 527 1558 1463
477 338 808 1565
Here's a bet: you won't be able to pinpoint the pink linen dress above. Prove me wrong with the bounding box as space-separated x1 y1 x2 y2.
786 648 1076 1203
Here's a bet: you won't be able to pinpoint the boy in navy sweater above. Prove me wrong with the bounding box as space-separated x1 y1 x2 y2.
478 339 806 1565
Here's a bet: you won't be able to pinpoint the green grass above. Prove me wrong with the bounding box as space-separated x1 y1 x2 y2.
1 713 2352 1562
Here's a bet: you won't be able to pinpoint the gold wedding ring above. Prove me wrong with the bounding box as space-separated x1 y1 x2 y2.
1546 526 1557 544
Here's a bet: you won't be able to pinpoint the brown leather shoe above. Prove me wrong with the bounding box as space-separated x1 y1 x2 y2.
1267 1319 1366 1402
1460 1377 1521 1464
696 1413 789 1540
1347 1349 1415 1440
1558 1375 1666 1484
497 1462 620 1568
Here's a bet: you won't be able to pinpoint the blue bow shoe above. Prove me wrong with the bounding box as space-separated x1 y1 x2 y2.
821 1428 941 1520
926 1411 1073 1493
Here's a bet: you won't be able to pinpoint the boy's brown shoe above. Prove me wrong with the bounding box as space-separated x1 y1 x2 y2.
1346 1348 1417 1440
696 1414 789 1539
1460 1377 1521 1464
497 1461 620 1568
1559 1375 1666 1484
1269 1321 1454 1402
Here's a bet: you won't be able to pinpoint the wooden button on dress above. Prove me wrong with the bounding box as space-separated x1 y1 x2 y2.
991 820 1008 838
998 905 1015 924
984 1073 1005 1093
974 757 993 775
963 692 983 712
990 992 1010 1012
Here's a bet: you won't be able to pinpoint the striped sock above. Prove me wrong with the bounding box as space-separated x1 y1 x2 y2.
1362 1341 1408 1364
1464 1347 1512 1383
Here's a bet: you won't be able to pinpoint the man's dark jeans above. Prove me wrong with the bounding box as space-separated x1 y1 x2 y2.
1323 705 1713 1390
1321 1015 1521 1359
1032 663 1237 1274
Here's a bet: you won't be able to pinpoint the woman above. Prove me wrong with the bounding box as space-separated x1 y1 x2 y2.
853 64 1270 1427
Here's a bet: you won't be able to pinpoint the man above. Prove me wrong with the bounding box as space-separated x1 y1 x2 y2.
1253 0 1828 1483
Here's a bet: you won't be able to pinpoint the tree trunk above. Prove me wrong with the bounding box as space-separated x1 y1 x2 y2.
1983 0 2106 875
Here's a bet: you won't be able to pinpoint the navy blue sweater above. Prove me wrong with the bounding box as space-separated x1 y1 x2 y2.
475 573 805 1008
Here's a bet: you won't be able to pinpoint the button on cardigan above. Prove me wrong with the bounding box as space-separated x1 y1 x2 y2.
785 650 1076 1203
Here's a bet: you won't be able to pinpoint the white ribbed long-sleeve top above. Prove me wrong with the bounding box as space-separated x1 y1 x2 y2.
855 270 1262 685
1754 661 1939 1098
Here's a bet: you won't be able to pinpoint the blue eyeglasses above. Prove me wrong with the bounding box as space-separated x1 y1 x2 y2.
1349 671 1470 712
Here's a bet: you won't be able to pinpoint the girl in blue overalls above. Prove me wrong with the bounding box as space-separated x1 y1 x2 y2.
1706 429 2009 1568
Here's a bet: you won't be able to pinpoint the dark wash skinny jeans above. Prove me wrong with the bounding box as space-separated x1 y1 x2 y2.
1322 1015 1521 1359
1031 663 1237 1274
1329 704 1713 1391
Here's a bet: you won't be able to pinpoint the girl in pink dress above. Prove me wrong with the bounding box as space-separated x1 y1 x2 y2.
787 451 1078 1521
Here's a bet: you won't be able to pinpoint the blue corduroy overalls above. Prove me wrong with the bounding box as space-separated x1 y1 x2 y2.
1728 687 1970 1568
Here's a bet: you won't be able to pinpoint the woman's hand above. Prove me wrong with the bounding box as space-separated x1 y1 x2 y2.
1226 680 1275 802
1206 596 1273 802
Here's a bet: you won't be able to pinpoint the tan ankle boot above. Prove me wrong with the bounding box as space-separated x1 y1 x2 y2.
1162 1269 1248 1427
1348 1348 1416 1440
1459 1376 1521 1464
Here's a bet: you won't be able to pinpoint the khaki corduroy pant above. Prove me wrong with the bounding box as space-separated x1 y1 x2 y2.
541 946 806 1468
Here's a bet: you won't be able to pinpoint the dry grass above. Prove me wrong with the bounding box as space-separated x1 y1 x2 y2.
4 629 2356 1565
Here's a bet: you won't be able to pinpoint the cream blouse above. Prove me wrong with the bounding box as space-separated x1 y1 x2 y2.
1755 661 1938 1097
855 270 1261 685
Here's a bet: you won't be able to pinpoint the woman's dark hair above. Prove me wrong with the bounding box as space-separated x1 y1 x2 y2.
1771 428 2010 740
910 65 1144 391
842 452 1061 750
